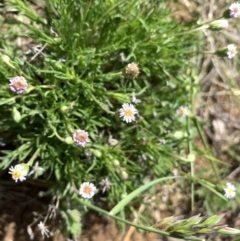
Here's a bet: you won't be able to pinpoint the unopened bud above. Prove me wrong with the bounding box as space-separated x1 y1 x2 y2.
208 19 228 31
60 106 69 113
215 44 237 59
125 62 140 78
1 54 10 64
186 153 196 162
1 55 16 69
65 136 74 144
91 149 102 158
120 168 128 180
113 160 120 166
173 130 186 139
12 107 21 123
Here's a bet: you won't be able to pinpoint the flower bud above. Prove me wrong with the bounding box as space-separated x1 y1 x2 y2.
215 44 237 59
91 149 102 157
1 54 16 69
1 54 10 64
60 105 69 113
113 159 120 166
186 153 196 162
12 107 21 123
54 62 63 70
222 9 231 19
65 136 74 144
208 19 228 31
125 62 140 78
218 227 240 235
121 169 129 180
173 130 186 139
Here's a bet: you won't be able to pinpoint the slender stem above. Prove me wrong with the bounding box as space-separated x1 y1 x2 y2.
27 147 41 166
74 196 168 235
90 93 115 115
192 116 220 181
187 76 195 211
54 131 66 142
188 115 195 211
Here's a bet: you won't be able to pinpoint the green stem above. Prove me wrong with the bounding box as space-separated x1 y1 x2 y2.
90 93 115 115
192 116 220 181
27 147 41 166
54 131 66 142
187 76 195 211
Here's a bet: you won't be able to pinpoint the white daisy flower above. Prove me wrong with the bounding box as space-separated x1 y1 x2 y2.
119 103 138 123
227 44 237 59
38 221 50 238
224 182 236 199
79 182 96 199
176 106 189 118
9 164 28 182
229 2 240 18
73 129 90 147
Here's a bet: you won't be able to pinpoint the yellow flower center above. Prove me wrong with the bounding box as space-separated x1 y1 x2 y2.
12 169 22 179
179 108 186 115
228 188 234 194
83 186 92 194
124 109 133 117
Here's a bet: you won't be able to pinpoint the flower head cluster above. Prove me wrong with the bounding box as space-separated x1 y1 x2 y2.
9 76 28 94
73 129 90 147
9 164 28 182
229 2 240 18
176 106 189 118
79 182 96 199
125 62 140 78
227 44 237 59
119 103 138 123
224 182 236 199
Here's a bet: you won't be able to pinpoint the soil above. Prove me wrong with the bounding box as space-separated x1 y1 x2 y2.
0 181 187 241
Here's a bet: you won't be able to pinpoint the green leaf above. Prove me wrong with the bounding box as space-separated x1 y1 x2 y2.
197 228 212 234
68 209 81 223
61 209 82 239
184 214 203 226
0 97 16 106
153 216 174 230
202 214 225 226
